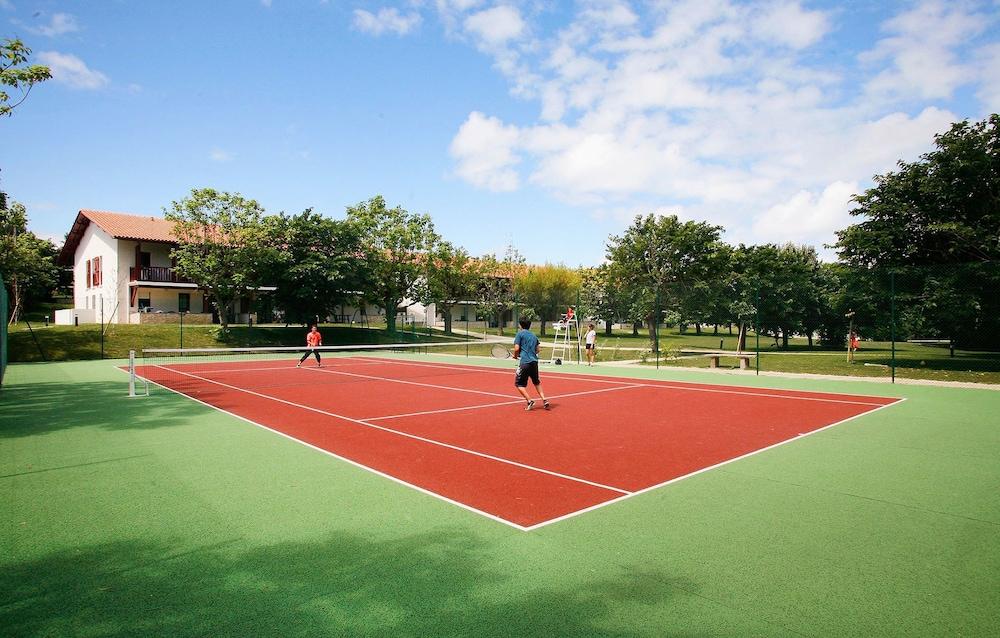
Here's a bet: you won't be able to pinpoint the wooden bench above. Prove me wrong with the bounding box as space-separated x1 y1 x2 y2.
702 352 756 370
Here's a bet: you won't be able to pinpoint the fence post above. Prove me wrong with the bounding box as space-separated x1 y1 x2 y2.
890 270 896 384
755 285 760 376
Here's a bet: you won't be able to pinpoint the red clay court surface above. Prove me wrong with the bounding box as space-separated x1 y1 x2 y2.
137 356 903 530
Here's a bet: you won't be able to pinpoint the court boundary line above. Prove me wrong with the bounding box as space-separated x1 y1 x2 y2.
128 364 906 531
352 356 895 406
362 384 645 422
151 365 633 497
520 397 907 531
128 370 534 531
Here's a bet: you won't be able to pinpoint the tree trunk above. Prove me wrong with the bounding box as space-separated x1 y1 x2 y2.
728 323 733 335
713 324 718 335
807 331 813 347
632 321 640 337
8 275 21 325
540 316 546 337
216 299 231 331
647 315 658 350
442 304 453 334
384 298 398 333
737 322 747 351
695 323 702 335
782 328 789 348
605 320 613 336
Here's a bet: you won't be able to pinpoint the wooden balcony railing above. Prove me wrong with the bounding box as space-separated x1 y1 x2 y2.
129 266 193 284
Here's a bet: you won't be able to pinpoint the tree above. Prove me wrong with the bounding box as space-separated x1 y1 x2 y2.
1 38 52 118
606 214 726 348
425 241 480 335
347 196 439 334
0 195 58 324
836 115 1000 266
269 209 365 326
166 188 278 330
835 114 1000 348
514 263 581 336
579 264 635 336
475 244 523 336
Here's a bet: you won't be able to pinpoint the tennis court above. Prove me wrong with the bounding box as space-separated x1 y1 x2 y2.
3 350 998 636
134 347 902 530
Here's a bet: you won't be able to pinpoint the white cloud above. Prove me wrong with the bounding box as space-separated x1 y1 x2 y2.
0 0 15 11
449 111 521 191
751 1 829 50
752 181 857 246
441 0 996 251
353 8 422 36
261 0 273 7
463 5 525 46
209 148 234 162
25 12 79 36
975 43 1000 110
861 0 985 100
36 51 109 89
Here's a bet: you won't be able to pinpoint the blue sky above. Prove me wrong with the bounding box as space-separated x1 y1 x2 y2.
2 0 999 265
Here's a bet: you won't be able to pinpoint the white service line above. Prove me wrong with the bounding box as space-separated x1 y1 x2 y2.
303 364 516 399
352 356 894 406
363 383 645 422
152 365 632 496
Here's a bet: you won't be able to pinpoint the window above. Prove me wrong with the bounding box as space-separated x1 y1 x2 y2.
140 252 151 267
138 297 151 310
178 293 190 313
92 256 102 287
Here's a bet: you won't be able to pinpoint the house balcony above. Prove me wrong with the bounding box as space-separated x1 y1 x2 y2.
129 266 194 285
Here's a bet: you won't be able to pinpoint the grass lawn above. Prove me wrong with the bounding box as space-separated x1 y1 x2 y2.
2 356 998 636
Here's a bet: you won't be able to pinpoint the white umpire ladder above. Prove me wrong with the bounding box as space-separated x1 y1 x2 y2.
549 312 582 364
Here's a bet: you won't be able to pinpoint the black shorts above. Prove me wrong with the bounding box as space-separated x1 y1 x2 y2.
585 343 594 350
515 361 540 387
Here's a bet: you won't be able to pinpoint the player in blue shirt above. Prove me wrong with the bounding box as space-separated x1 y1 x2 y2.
513 318 550 411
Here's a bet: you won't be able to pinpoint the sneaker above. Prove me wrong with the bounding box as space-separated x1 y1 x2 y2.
317 363 322 367
296 363 301 368
543 401 551 410
525 400 535 411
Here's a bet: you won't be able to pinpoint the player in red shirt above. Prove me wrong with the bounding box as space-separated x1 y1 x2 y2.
296 325 323 367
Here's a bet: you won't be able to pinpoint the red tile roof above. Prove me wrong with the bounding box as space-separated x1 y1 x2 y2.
58 210 178 265
79 209 178 242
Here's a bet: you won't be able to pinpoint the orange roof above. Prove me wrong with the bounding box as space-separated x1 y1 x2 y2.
79 209 178 242
59 209 178 264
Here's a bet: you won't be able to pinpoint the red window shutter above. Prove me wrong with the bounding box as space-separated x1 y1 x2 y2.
96 256 102 286
86 260 91 289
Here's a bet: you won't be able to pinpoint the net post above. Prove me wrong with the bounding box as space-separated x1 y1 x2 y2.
128 349 136 397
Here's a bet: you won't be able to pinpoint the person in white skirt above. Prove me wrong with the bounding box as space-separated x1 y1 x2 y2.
584 323 597 366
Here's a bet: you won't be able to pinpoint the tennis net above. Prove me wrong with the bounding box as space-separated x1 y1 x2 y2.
131 341 499 395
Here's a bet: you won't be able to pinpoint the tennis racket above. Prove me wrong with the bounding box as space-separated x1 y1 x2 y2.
491 344 512 359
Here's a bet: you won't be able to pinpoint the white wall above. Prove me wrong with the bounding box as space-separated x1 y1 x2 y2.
73 224 121 324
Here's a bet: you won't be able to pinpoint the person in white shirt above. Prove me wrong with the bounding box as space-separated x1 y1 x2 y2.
584 323 597 366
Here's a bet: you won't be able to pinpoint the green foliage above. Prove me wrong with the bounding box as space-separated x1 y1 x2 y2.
475 243 523 335
165 188 279 330
269 209 365 325
424 241 479 334
0 38 51 117
0 197 58 323
606 214 726 347
347 196 439 333
514 263 580 336
837 114 1000 266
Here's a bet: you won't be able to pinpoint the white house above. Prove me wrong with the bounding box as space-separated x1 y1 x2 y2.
56 209 250 325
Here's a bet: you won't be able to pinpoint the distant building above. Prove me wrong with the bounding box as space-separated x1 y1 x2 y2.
56 210 260 325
